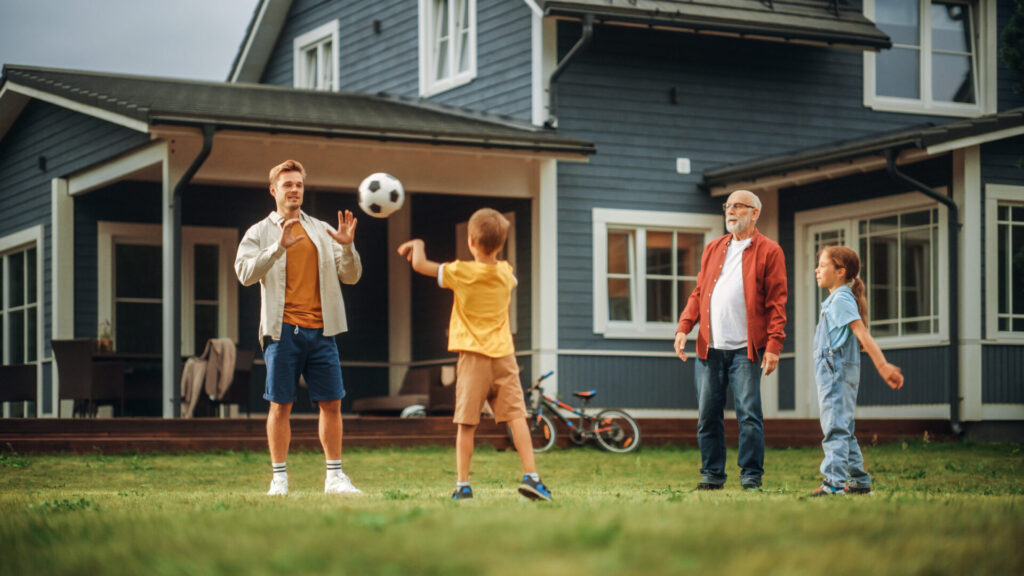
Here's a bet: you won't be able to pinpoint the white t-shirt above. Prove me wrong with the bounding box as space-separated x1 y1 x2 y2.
709 237 752 350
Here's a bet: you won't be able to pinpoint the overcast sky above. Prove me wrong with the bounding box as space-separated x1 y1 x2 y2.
0 0 260 81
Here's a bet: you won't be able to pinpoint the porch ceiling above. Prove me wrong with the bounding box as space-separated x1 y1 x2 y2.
540 0 891 51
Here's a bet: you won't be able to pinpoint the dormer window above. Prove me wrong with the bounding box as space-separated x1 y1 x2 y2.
419 0 476 97
293 21 339 91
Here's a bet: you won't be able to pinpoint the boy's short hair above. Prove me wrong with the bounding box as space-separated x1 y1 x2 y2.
468 208 510 255
269 159 306 187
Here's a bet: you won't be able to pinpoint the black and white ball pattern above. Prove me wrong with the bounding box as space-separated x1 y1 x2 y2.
357 172 405 218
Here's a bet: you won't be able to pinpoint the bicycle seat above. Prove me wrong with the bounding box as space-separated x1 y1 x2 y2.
573 390 598 399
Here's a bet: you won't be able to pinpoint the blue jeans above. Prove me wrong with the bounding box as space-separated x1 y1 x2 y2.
264 323 345 403
814 346 871 489
695 348 765 486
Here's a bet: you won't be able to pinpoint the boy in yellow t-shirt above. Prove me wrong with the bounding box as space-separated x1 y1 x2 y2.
398 208 551 502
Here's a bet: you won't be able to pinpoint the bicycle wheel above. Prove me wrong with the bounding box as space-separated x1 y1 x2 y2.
593 409 641 453
508 413 557 453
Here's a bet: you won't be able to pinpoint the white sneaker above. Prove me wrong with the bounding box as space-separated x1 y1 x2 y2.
267 476 288 496
325 471 362 494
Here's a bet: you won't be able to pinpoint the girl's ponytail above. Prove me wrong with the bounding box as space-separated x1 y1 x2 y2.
850 276 868 321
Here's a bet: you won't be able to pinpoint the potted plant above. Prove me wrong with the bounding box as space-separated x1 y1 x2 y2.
96 319 113 353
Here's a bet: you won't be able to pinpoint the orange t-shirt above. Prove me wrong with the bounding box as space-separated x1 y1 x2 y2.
282 222 323 329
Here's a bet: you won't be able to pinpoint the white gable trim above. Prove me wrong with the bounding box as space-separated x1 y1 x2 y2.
2 82 149 133
229 0 295 83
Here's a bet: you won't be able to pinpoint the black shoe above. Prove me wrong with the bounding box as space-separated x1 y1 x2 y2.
845 485 874 495
697 482 723 491
741 480 762 491
518 475 552 501
451 485 473 501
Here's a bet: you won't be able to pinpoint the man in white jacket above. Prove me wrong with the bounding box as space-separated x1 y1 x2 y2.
235 159 362 496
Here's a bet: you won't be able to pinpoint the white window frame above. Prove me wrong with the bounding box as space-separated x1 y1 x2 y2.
293 20 340 91
795 192 950 350
418 0 477 97
592 208 723 339
985 184 1024 343
97 222 239 356
0 226 44 417
863 0 997 117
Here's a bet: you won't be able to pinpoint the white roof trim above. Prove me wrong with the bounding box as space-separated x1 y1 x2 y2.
67 141 167 196
3 82 149 133
229 0 294 83
522 0 543 17
925 125 1024 155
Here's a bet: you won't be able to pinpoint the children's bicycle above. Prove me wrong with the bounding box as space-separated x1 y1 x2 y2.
508 371 641 453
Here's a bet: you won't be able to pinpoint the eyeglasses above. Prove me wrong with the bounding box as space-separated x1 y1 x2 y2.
722 202 755 212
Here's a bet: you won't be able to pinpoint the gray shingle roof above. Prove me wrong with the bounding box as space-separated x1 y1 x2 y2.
1 65 595 155
539 0 890 50
704 107 1024 187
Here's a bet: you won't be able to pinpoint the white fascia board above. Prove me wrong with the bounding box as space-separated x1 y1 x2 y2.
521 0 543 18
230 0 294 83
4 82 149 133
925 125 1024 155
68 141 167 196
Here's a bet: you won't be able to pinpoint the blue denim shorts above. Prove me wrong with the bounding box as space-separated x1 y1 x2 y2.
264 323 345 403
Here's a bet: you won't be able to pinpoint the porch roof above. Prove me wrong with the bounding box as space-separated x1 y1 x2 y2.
703 107 1024 194
0 65 596 156
538 0 890 51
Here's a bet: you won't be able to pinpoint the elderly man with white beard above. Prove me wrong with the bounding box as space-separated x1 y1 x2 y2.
674 190 788 491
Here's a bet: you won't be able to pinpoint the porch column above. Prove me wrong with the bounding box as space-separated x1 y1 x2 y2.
532 158 559 394
162 152 184 418
955 146 983 422
388 203 412 394
51 178 73 418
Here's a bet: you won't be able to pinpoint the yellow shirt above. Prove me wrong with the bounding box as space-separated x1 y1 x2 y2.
282 222 324 329
440 260 516 358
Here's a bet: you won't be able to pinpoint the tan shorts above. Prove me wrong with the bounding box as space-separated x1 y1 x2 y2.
454 352 527 425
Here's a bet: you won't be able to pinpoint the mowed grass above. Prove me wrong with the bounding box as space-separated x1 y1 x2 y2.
1 440 1022 576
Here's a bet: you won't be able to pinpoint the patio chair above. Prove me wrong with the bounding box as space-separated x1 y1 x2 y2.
51 338 126 417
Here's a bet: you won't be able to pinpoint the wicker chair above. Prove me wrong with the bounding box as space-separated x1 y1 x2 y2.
51 338 126 417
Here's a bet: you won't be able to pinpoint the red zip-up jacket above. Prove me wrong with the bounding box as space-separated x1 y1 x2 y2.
675 230 788 362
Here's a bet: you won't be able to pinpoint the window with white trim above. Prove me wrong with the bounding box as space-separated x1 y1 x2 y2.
985 185 1024 339
419 0 476 96
593 209 722 339
857 208 940 337
293 21 339 91
864 0 991 116
1 242 39 365
98 223 239 356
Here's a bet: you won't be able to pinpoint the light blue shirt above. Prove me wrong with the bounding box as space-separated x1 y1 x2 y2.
821 285 861 349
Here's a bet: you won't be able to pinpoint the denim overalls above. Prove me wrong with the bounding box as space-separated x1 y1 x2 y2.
813 288 871 490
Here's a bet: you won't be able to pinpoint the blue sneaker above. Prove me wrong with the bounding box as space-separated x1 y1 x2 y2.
518 475 552 501
810 482 844 497
451 485 473 501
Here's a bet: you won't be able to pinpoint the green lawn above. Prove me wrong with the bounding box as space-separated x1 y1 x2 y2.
1 440 1022 576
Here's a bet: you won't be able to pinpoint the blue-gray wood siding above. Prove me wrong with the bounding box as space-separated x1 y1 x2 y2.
0 100 148 413
259 0 532 120
982 345 1024 403
558 354 695 409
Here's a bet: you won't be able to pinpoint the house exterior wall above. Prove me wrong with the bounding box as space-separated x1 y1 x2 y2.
0 100 148 414
260 0 533 119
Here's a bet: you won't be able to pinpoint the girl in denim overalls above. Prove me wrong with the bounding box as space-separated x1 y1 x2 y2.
812 246 904 496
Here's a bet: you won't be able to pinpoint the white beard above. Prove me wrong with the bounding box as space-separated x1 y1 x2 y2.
726 215 751 235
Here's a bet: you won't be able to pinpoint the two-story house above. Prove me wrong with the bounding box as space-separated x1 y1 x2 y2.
1 0 1021 433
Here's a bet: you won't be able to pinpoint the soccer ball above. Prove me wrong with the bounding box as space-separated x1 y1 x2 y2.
358 172 405 218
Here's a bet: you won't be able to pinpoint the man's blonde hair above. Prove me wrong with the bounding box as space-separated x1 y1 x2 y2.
269 159 306 188
468 208 510 255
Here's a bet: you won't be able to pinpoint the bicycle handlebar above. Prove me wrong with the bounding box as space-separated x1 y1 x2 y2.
539 370 554 381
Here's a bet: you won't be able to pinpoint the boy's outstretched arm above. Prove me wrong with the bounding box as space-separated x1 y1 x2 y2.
850 319 904 390
397 239 441 277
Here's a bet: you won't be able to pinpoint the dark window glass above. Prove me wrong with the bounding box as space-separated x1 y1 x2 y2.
1013 225 1024 315
10 309 24 364
9 251 24 307
933 53 975 103
646 279 672 323
677 233 702 277
902 228 932 319
678 280 696 316
608 279 631 321
997 205 1009 220
646 232 672 276
876 0 920 45
194 304 218 354
116 302 162 354
194 244 219 302
115 244 162 299
608 232 630 275
26 248 36 304
26 306 37 362
877 48 921 99
869 236 898 322
998 224 1008 314
903 319 932 335
901 210 931 228
1014 206 1024 222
